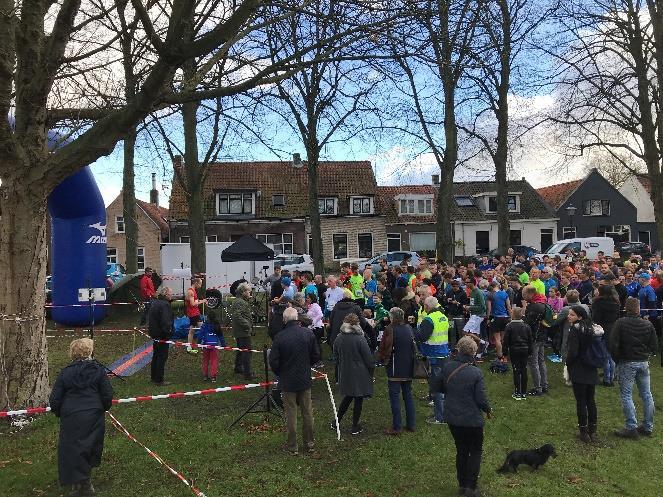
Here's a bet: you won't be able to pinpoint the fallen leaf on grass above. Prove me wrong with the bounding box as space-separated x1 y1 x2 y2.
505 481 520 488
567 475 582 484
0 460 11 468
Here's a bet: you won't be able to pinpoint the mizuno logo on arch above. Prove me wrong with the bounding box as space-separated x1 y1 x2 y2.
86 222 107 244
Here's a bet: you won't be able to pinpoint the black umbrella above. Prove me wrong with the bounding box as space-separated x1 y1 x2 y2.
221 235 275 262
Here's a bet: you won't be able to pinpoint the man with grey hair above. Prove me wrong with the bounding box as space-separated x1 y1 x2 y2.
230 282 254 380
269 306 320 455
415 296 450 425
325 275 344 317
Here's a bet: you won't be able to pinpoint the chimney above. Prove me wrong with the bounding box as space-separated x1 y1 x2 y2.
432 174 440 186
150 173 159 206
292 153 303 168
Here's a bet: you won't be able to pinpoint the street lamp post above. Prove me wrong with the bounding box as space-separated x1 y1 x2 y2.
566 204 577 238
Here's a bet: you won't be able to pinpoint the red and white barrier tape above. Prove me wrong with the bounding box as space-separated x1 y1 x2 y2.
154 338 263 354
45 302 141 308
312 367 341 441
107 412 206 497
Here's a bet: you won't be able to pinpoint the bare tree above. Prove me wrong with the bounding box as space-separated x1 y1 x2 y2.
0 0 377 412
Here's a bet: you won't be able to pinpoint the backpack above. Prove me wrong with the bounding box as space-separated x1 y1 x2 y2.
580 326 608 368
489 359 509 374
539 304 556 329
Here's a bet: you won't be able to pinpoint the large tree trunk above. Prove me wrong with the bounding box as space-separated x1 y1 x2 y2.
306 143 324 275
122 127 138 273
437 81 457 262
0 185 50 411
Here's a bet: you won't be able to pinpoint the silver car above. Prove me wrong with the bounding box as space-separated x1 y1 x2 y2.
361 251 422 274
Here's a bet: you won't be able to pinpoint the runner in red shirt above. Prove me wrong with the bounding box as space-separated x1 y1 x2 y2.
139 267 156 326
186 277 207 354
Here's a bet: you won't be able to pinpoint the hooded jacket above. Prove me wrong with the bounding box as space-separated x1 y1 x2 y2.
566 321 603 385
328 298 366 346
524 293 549 342
49 360 114 417
147 296 174 339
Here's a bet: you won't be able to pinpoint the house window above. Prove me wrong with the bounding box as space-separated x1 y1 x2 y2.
256 233 293 255
180 236 190 243
541 228 554 252
387 233 401 252
115 216 125 233
583 199 610 216
206 235 218 242
599 225 630 243
358 233 373 258
509 230 522 246
351 196 373 215
272 194 285 207
487 195 518 213
399 197 433 215
455 196 473 207
106 248 117 264
476 231 490 254
639 231 651 246
410 232 436 251
562 227 577 239
137 247 145 271
318 197 337 215
332 234 348 259
217 192 254 215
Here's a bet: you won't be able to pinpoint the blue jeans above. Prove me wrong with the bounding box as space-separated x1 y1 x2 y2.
603 351 616 383
388 381 416 431
618 361 655 432
429 364 445 422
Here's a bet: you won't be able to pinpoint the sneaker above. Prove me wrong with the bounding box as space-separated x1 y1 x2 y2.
542 386 549 394
637 426 653 437
519 394 527 400
210 377 217 383
614 428 639 439
528 389 543 397
282 445 298 456
203 376 210 382
351 424 363 435
512 393 521 401
427 400 435 406
384 427 401 436
186 346 199 354
426 416 445 425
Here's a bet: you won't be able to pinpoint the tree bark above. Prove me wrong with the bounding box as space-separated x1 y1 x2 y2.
306 138 324 275
122 127 138 273
437 83 457 263
0 184 50 410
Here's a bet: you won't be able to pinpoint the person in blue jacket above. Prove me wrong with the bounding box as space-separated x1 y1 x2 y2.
198 311 226 382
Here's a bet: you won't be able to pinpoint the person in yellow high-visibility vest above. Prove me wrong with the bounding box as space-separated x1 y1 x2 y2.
415 296 450 425
416 285 433 325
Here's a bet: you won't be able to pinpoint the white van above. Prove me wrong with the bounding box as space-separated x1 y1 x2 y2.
537 237 615 261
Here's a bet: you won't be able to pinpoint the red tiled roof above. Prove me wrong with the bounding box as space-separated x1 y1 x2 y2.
376 185 438 224
536 179 582 210
169 161 377 219
137 200 169 234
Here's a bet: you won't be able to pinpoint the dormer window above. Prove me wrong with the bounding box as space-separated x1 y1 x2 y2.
350 196 373 215
217 192 255 215
319 197 337 215
487 195 519 213
398 195 433 215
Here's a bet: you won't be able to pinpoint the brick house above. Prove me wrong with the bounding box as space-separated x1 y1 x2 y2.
168 159 387 262
106 178 169 273
376 177 557 256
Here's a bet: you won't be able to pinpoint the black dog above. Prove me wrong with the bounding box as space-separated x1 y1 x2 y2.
497 444 557 473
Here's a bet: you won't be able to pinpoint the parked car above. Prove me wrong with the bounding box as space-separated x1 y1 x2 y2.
475 245 538 262
106 263 126 283
360 251 422 274
275 254 314 274
536 237 615 261
615 241 652 257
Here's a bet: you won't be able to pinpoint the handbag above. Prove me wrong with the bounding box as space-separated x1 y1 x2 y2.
412 338 431 379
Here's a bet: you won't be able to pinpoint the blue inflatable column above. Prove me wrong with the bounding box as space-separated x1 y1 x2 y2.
47 167 107 326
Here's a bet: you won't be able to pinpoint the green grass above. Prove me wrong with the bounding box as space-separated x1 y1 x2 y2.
2 309 663 497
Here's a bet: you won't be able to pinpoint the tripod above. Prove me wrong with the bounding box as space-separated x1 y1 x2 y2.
229 346 282 428
82 286 123 381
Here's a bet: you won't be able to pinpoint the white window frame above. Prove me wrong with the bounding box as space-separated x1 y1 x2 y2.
318 197 338 215
486 195 519 213
216 192 255 215
454 196 474 207
357 232 373 259
256 233 294 255
397 195 434 216
562 226 577 239
106 247 118 264
137 247 145 271
387 233 401 252
583 199 610 216
180 236 190 243
115 215 125 234
349 196 373 215
332 233 348 260
206 235 218 242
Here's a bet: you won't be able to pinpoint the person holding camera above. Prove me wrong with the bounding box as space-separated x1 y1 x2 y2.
231 282 254 380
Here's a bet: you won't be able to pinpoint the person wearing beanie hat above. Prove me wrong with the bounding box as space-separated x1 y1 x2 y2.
281 276 296 300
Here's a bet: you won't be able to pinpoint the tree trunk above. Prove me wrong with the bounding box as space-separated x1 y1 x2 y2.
437 82 457 263
182 100 206 279
0 185 50 411
122 127 138 273
306 145 324 275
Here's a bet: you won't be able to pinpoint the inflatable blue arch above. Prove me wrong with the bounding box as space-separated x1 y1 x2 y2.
46 130 107 326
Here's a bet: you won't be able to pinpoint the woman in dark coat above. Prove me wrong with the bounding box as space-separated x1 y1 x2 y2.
565 306 601 443
332 313 374 435
49 338 113 496
378 307 415 435
591 284 620 386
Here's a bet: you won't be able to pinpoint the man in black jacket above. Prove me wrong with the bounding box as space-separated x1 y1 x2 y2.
444 280 468 346
269 307 320 455
147 286 174 386
610 297 659 438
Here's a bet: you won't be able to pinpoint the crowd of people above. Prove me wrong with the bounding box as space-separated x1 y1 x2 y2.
51 249 661 497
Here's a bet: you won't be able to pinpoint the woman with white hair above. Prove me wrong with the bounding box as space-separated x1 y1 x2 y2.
49 338 114 496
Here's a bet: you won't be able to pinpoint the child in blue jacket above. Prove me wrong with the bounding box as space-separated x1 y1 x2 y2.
198 311 226 382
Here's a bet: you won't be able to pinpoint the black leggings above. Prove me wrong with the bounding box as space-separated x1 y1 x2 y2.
572 382 597 427
510 350 529 395
449 425 484 490
337 396 364 426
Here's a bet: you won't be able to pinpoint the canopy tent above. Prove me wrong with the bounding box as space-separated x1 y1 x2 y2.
221 235 274 262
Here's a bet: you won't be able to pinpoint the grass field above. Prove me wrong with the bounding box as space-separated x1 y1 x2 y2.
2 309 663 497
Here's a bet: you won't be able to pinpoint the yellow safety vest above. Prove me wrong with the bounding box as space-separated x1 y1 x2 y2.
425 309 449 346
417 306 428 325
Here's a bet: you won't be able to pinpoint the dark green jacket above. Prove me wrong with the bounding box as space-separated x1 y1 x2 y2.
230 295 252 339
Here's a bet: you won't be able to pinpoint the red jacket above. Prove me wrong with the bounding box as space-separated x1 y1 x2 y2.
140 274 156 299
